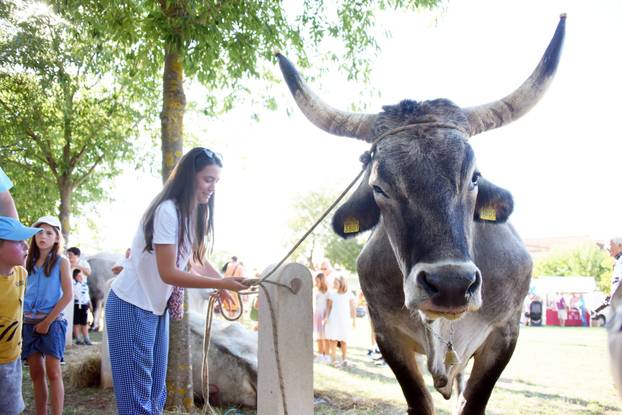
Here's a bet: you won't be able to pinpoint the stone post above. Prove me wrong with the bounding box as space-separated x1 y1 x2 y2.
62 297 73 348
100 279 114 388
257 263 313 415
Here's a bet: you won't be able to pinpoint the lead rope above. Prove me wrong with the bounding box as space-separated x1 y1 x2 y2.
201 295 217 414
202 289 257 414
200 121 466 414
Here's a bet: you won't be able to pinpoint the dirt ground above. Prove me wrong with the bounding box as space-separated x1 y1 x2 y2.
21 331 117 415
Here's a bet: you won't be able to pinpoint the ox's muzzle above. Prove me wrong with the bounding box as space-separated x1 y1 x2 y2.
405 261 482 320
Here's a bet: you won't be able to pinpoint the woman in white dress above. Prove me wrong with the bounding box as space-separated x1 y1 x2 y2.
324 275 356 367
313 273 329 362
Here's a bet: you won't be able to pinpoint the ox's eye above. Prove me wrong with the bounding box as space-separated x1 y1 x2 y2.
372 185 389 198
470 172 481 189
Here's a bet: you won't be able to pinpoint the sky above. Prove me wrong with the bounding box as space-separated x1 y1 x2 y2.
73 0 622 271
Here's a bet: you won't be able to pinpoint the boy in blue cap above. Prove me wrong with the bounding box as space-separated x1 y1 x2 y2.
0 216 42 414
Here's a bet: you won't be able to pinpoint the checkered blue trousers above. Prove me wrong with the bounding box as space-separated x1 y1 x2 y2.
105 290 169 415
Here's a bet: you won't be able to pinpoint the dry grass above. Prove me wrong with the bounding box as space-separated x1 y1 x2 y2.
66 351 101 388
21 321 622 414
21 332 116 415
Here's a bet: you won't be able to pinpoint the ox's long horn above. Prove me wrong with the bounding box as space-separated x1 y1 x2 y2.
276 53 377 142
463 14 566 136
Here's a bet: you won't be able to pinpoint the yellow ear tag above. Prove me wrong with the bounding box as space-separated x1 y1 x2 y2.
479 206 497 221
343 217 360 234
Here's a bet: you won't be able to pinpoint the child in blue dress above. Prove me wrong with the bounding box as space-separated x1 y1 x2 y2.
22 215 73 415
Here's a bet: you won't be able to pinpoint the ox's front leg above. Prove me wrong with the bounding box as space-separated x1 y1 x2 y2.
374 322 433 414
91 297 102 331
458 321 519 415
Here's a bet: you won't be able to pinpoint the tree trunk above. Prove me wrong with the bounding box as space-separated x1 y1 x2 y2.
166 290 195 411
58 178 72 244
160 41 193 411
306 238 316 269
160 46 186 180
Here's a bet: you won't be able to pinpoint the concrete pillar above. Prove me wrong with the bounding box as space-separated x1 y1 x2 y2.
62 296 73 348
257 263 313 415
100 279 114 388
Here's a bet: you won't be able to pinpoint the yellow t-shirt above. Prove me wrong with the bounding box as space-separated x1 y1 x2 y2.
0 266 26 364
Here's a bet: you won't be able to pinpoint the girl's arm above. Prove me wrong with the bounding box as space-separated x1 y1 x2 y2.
35 257 73 334
155 244 247 291
190 258 236 307
323 298 333 325
194 259 221 278
350 296 356 327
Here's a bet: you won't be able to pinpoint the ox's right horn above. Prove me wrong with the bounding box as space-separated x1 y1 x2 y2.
276 53 377 142
463 14 566 136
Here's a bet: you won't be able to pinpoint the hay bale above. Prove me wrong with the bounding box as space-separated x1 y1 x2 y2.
66 351 101 389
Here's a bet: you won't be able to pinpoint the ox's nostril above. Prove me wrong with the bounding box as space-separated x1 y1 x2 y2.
467 270 481 296
417 270 439 296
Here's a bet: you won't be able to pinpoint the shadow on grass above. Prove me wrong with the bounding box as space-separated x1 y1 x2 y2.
497 376 538 387
495 384 621 413
334 360 398 383
314 388 452 415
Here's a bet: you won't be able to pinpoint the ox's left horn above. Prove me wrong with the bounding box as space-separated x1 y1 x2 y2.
464 14 566 136
276 53 377 142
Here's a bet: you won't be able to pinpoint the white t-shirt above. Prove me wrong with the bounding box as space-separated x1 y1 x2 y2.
111 200 192 315
73 280 90 305
324 271 336 291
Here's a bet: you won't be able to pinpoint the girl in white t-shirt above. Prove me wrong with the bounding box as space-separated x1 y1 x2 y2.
106 147 247 415
324 275 356 367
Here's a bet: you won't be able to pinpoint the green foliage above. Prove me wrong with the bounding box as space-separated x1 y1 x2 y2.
324 234 364 274
288 191 334 268
50 0 440 115
533 244 613 292
0 2 150 230
288 190 363 273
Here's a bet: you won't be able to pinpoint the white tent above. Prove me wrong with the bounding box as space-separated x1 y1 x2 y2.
530 276 597 295
528 276 604 325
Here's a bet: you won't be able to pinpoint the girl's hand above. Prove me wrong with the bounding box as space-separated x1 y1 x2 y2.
220 278 247 292
218 289 235 310
34 321 51 335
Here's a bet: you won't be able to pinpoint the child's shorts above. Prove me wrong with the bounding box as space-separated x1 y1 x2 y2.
21 319 67 361
74 303 89 325
0 357 25 415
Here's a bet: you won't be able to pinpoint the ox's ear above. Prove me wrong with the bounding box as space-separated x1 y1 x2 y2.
474 178 514 223
332 167 380 238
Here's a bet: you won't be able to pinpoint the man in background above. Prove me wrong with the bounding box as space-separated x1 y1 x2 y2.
593 238 622 315
608 238 622 302
67 246 92 280
319 259 337 290
224 256 245 278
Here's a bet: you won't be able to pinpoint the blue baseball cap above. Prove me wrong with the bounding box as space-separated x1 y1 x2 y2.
0 216 42 241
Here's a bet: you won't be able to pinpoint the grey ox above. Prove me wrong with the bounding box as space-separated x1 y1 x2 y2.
277 15 565 415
